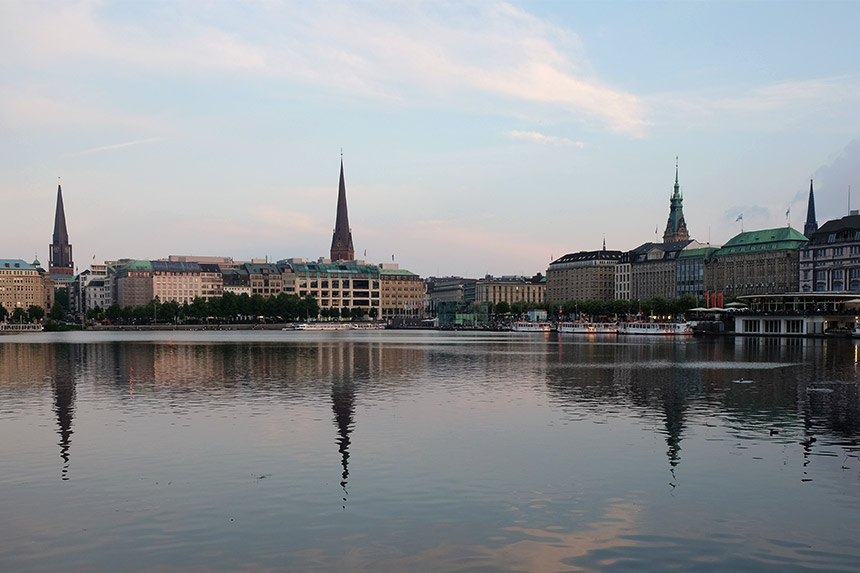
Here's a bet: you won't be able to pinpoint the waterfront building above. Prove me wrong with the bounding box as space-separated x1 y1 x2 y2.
663 158 690 244
167 255 238 269
70 266 110 318
474 274 545 306
734 293 860 336
614 251 631 301
629 240 695 300
799 212 860 292
48 181 74 284
380 264 424 320
0 259 55 315
804 179 819 239
330 160 355 262
116 260 219 307
426 277 476 315
704 227 808 298
243 262 282 297
221 268 251 296
547 249 621 303
288 261 381 314
676 246 719 299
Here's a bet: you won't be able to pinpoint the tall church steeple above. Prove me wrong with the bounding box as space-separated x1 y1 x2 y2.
49 179 74 276
330 159 355 261
662 157 689 243
804 179 818 238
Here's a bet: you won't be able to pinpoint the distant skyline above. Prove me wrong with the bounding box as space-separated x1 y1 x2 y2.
2 1 859 278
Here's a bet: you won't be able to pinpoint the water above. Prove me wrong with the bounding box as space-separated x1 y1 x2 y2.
1 330 859 571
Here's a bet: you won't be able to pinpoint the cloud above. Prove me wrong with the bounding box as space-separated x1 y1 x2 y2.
67 137 165 157
812 139 860 219
0 1 649 137
650 77 860 130
0 85 167 133
508 130 585 147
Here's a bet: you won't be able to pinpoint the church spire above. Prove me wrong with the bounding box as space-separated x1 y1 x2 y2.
330 159 355 261
49 179 74 276
804 179 818 238
662 157 689 243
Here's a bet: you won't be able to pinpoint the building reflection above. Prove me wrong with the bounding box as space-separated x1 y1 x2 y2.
52 345 78 480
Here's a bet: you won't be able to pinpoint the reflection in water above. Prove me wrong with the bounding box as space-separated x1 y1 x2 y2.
332 379 354 509
52 345 77 481
1 332 860 572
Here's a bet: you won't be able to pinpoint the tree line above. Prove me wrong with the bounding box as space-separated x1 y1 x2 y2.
488 293 704 319
88 291 379 324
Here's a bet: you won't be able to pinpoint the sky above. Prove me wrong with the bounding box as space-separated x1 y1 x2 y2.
2 0 860 279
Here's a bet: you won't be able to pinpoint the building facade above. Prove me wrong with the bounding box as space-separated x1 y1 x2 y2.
380 265 424 320
290 261 381 313
474 274 546 306
629 240 698 300
547 250 622 302
704 227 808 297
676 246 718 299
0 259 54 315
799 213 860 292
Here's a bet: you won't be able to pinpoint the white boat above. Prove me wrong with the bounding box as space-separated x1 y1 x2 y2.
512 321 553 332
618 322 693 335
0 323 44 333
284 322 352 331
557 321 618 334
349 322 386 330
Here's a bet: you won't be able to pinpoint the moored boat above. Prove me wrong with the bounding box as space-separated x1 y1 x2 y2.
557 321 618 334
618 321 693 335
512 321 554 332
284 322 352 331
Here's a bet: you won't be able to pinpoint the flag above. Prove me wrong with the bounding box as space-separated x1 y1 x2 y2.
785 207 790 218
736 214 743 222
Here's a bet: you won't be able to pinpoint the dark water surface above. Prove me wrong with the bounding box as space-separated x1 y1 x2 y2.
1 330 859 571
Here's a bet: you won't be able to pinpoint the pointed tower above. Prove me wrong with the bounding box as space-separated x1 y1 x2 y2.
330 159 355 261
49 180 74 276
804 179 818 238
663 157 689 243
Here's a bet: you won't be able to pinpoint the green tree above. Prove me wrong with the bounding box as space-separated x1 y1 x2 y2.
369 307 379 320
340 307 352 320
49 302 65 321
161 300 180 323
300 295 319 320
495 300 510 315
0 305 8 322
28 305 45 322
105 304 122 323
11 307 28 323
54 287 69 310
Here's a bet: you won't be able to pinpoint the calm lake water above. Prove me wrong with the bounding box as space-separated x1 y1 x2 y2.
1 330 859 572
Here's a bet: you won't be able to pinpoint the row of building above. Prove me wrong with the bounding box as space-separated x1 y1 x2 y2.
4 160 859 322
544 169 858 305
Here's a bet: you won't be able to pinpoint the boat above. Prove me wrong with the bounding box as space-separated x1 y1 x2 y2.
0 323 44 334
557 321 618 334
283 322 385 331
349 322 386 330
284 322 352 331
618 322 693 335
512 321 553 332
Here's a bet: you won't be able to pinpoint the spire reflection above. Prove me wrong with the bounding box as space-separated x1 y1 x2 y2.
332 379 355 509
52 345 77 481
